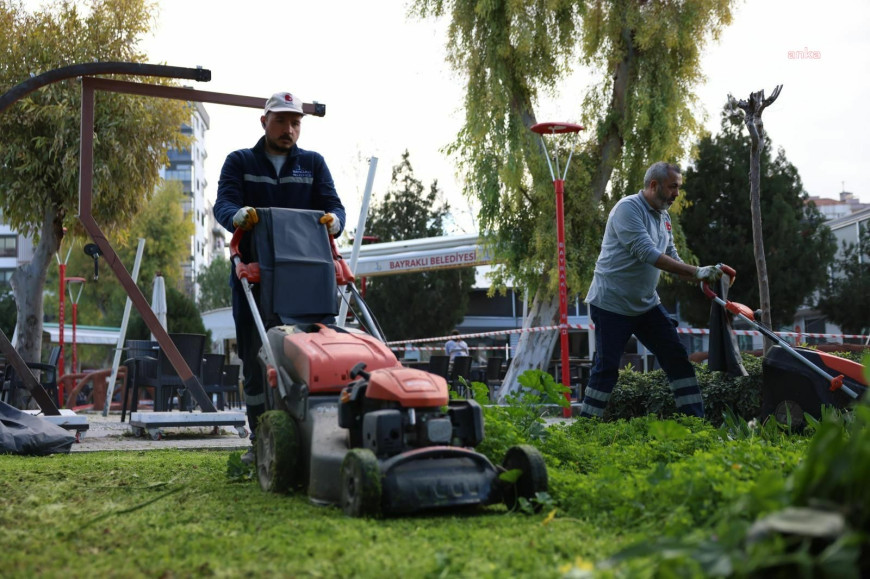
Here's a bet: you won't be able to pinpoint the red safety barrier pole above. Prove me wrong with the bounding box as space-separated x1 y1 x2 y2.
531 122 584 418
56 233 72 405
66 277 86 400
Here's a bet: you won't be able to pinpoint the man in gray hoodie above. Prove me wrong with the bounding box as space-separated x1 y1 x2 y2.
579 161 723 420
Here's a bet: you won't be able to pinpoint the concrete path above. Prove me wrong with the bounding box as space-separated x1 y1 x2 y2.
68 411 250 453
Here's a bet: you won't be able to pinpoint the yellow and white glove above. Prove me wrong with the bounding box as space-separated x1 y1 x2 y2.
232 206 258 231
319 212 341 236
695 265 723 284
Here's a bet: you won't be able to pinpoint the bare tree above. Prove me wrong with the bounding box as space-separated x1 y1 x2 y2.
728 85 783 352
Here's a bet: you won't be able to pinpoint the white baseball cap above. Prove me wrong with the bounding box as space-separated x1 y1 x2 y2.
264 91 304 115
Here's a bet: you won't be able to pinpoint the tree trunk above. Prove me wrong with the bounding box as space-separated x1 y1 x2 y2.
730 86 782 353
591 26 636 204
10 206 63 387
496 24 637 393
495 275 560 402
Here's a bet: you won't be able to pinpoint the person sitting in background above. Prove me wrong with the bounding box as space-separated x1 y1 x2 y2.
445 330 469 361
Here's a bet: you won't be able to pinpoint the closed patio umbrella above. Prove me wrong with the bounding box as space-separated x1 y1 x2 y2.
150 273 168 341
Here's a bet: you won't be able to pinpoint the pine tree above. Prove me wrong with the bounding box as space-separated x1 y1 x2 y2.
666 110 835 328
362 151 475 341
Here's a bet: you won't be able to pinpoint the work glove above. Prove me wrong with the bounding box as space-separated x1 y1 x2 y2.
232 206 258 231
319 212 341 236
695 265 723 284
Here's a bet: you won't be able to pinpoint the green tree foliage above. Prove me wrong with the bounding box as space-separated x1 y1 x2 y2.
817 224 870 335
413 0 733 295
666 111 835 328
412 0 734 388
197 254 232 312
43 181 194 327
0 0 190 363
362 151 475 341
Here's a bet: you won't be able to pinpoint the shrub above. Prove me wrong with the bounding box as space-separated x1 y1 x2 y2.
605 354 763 426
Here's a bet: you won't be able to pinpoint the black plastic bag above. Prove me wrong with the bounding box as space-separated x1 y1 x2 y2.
0 401 75 455
707 277 748 377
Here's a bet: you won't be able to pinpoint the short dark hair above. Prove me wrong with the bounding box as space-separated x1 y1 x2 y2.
643 162 681 189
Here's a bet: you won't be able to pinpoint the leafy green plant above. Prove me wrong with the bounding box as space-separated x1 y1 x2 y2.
597 402 870 577
517 492 555 515
502 369 568 439
791 404 870 531
226 451 255 482
473 369 569 462
605 354 763 426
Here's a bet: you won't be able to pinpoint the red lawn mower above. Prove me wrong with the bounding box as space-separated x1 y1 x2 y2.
703 265 867 428
229 208 547 516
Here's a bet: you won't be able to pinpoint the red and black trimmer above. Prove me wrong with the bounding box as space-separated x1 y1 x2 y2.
702 265 867 425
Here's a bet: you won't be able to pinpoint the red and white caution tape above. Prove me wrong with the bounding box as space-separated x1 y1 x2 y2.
385 324 869 348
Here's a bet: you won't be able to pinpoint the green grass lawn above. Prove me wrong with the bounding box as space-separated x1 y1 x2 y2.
5 397 869 578
0 448 613 578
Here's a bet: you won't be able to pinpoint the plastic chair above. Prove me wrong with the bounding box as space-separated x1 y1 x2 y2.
1 346 61 408
121 340 158 421
427 355 450 379
449 356 474 397
201 353 226 409
484 357 504 399
130 334 205 413
221 364 241 409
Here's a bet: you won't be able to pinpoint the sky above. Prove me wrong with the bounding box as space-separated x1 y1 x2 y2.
132 0 870 234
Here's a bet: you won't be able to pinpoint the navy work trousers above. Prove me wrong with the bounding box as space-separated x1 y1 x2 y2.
579 303 704 419
232 282 266 440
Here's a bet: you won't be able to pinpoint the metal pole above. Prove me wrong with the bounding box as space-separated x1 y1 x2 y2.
554 178 571 417
58 262 65 388
338 156 378 328
102 238 145 416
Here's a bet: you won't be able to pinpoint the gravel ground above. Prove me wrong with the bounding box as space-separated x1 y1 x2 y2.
63 407 575 453
68 410 251 453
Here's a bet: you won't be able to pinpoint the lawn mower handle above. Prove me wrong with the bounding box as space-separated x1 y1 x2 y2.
699 264 855 397
229 227 260 283
700 263 736 299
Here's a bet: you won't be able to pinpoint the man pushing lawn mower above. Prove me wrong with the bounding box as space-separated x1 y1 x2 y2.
214 90 345 463
223 205 547 517
579 162 725 420
214 93 545 517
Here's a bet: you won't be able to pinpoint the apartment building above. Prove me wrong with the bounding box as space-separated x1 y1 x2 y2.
158 101 224 301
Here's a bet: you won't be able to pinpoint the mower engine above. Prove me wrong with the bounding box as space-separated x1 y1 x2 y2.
338 363 484 458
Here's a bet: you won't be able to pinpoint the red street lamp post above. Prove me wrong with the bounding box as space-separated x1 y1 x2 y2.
66 276 86 401
56 234 73 405
530 121 584 418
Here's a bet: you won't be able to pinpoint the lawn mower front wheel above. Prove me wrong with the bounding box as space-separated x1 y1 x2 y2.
256 410 299 493
502 444 548 512
340 448 382 518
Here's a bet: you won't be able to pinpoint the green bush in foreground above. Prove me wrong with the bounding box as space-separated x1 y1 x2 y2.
593 404 870 577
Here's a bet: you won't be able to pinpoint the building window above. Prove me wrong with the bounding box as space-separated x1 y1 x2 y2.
0 268 13 286
0 235 16 258
164 167 192 182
